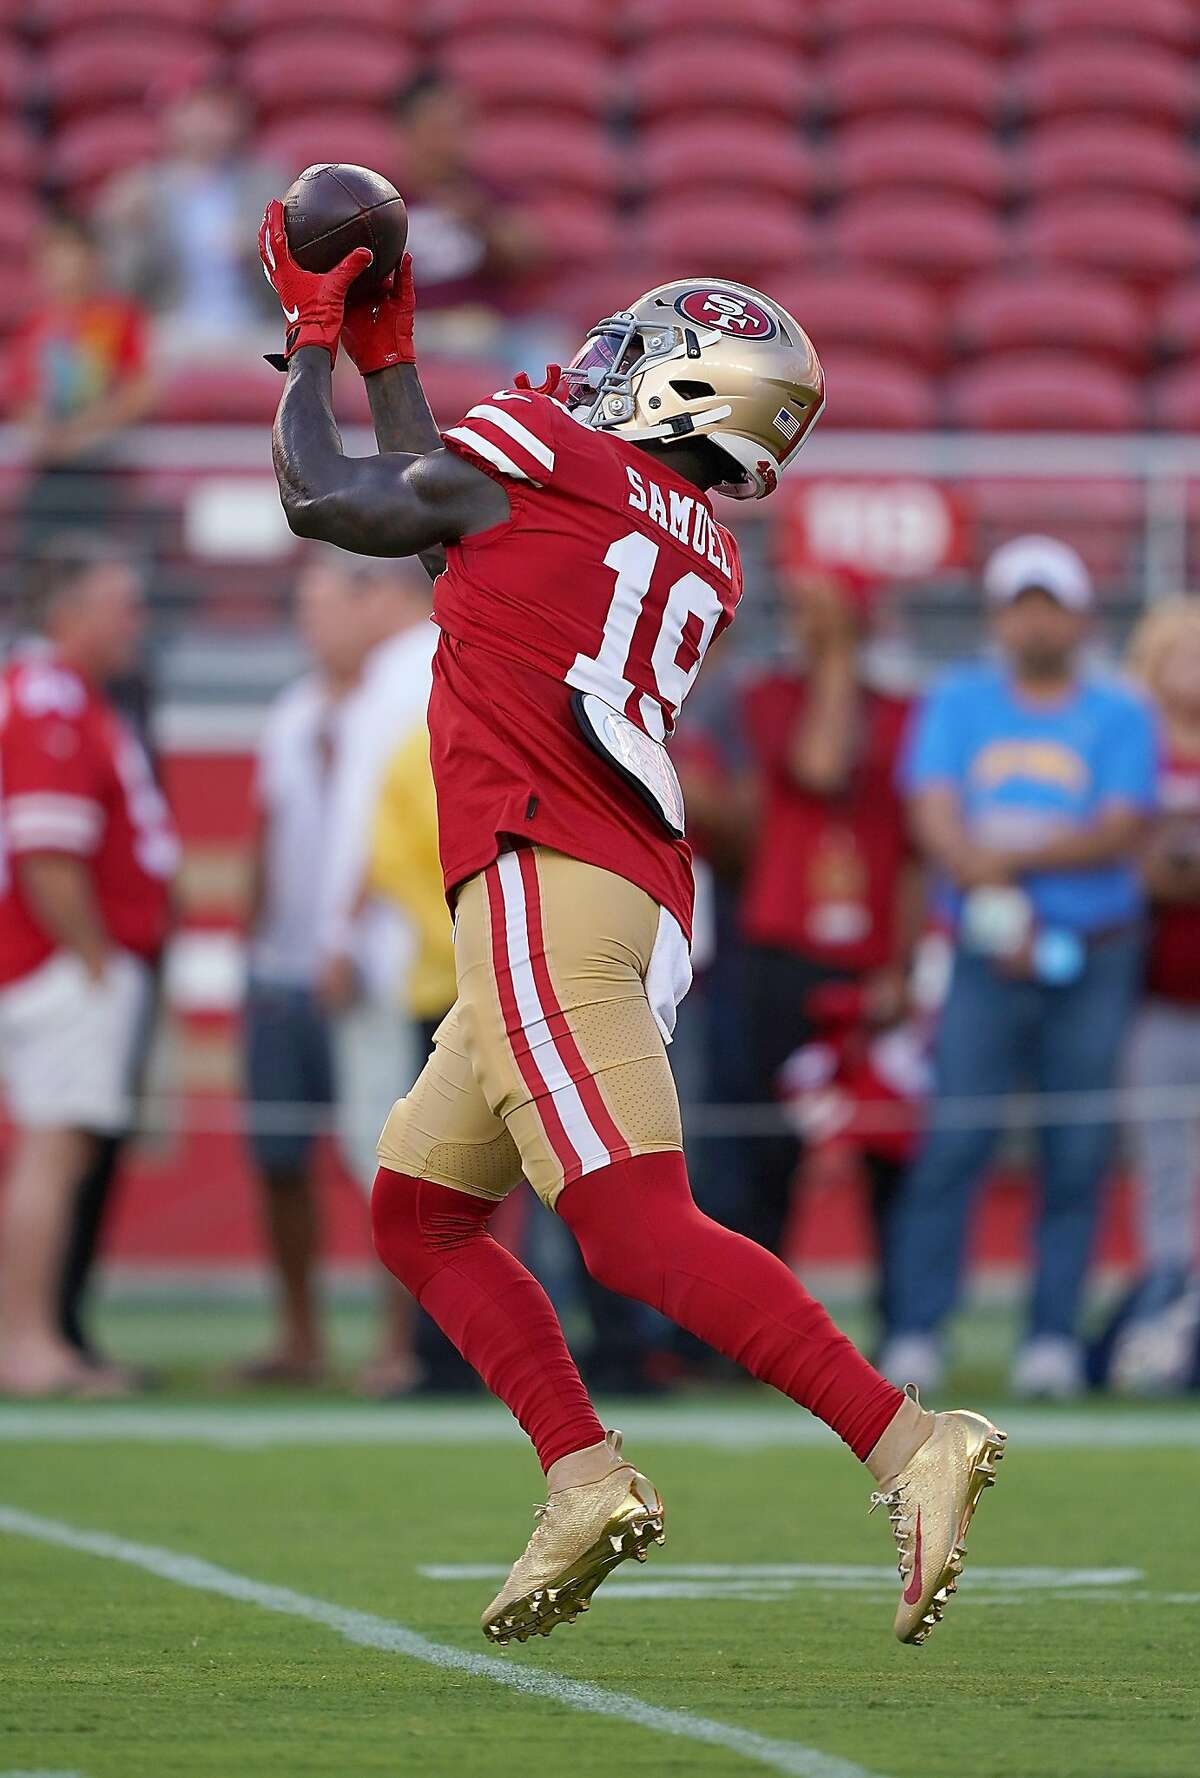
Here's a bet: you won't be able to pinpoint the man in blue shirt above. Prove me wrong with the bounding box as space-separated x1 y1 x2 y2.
885 536 1157 1399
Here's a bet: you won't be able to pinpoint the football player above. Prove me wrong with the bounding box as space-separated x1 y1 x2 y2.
259 203 1006 1648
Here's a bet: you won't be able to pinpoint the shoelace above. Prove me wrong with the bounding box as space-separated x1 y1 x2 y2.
869 1486 916 1580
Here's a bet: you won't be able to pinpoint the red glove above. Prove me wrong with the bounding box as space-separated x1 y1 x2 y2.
340 254 417 375
258 199 372 370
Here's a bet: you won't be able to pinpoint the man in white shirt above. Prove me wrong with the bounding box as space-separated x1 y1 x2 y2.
314 557 436 1396
242 553 371 1382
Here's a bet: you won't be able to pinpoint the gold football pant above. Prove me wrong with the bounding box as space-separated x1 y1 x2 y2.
377 846 683 1209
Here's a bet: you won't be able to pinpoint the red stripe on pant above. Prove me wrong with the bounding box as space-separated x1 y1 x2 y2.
484 857 582 1179
515 846 631 1167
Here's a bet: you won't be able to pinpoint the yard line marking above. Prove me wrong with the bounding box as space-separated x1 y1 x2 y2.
0 1405 1197 1451
421 1562 1143 1591
0 1505 884 1778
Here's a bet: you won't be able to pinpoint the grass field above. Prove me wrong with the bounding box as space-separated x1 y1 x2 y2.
3 1295 1197 1778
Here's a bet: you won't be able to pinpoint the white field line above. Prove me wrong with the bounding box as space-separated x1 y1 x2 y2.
0 1505 884 1778
0 1404 1197 1451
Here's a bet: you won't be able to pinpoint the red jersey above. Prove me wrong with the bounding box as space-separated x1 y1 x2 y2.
432 390 743 939
1146 749 1200 1003
738 671 912 972
0 653 178 985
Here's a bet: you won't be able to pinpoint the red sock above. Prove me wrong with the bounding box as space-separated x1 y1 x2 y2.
558 1152 903 1461
370 1167 604 1472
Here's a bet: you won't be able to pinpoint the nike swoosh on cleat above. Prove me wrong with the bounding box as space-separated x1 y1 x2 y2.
903 1507 923 1606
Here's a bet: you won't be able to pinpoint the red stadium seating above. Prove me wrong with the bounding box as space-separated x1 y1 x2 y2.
1015 44 1196 126
830 195 1007 282
1020 197 1197 285
0 118 37 186
643 120 816 203
817 350 939 429
256 111 400 182
628 0 812 45
242 32 412 115
230 0 412 32
528 197 620 270
1156 280 1200 358
444 36 616 120
636 195 813 287
832 119 1011 203
823 0 1008 50
1152 360 1200 430
820 40 1005 123
44 29 220 115
952 273 1148 368
1025 121 1198 203
157 363 284 425
51 110 163 200
436 0 614 41
0 191 46 260
544 263 666 338
34 0 217 28
1019 0 1196 51
474 116 624 201
947 352 1142 430
631 40 808 123
772 270 943 369
0 40 34 106
968 477 1142 583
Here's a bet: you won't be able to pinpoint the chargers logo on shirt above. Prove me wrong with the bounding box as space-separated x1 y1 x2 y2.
971 740 1091 795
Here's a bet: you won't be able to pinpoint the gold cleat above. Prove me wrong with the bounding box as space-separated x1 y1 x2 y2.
481 1431 664 1647
870 1386 1007 1646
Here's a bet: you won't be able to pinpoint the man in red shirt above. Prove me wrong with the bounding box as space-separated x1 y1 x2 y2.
735 567 921 1322
0 540 178 1397
259 214 1006 1653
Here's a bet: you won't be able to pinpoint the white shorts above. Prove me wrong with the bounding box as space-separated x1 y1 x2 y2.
0 948 152 1135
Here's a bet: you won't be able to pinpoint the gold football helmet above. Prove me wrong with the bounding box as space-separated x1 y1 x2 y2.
561 277 825 499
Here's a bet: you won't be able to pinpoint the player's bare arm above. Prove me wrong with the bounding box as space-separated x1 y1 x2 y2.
259 200 507 565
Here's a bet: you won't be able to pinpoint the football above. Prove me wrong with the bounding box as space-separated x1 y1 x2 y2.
281 163 408 302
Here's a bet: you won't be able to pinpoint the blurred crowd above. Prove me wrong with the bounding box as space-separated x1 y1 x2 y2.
1 524 1198 1404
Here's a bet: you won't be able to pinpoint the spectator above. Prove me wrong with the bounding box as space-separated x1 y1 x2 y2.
98 85 278 359
0 538 178 1397
1096 597 1200 1392
12 215 155 548
392 70 545 359
238 555 372 1384
885 537 1157 1399
731 567 922 1325
317 555 436 1396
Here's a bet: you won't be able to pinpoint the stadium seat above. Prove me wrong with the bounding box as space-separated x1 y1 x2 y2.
823 0 1008 50
643 120 816 203
1015 44 1196 126
0 39 34 106
44 28 220 115
1024 121 1197 204
0 263 36 338
437 0 613 39
946 352 1142 431
1020 197 1197 285
1156 279 1200 359
952 273 1148 368
158 363 284 425
1152 360 1200 430
771 270 943 369
229 0 412 33
543 263 666 338
243 32 413 115
0 191 47 260
831 119 1011 203
528 197 620 270
820 40 1005 124
816 350 939 429
1019 0 1196 51
51 110 163 201
635 195 813 287
631 40 808 123
830 195 1007 282
629 0 812 45
444 36 616 120
34 0 217 28
256 112 401 182
968 476 1142 586
0 118 37 186
474 117 624 202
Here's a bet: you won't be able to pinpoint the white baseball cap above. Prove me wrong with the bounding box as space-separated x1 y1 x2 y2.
982 535 1093 612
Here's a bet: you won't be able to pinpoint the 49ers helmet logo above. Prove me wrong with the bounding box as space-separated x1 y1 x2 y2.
675 288 777 340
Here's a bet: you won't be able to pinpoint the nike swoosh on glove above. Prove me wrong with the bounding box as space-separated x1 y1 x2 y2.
340 253 417 375
258 199 373 371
